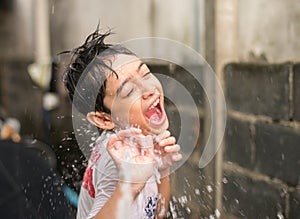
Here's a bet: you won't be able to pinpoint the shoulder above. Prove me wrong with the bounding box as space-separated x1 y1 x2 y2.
95 130 114 149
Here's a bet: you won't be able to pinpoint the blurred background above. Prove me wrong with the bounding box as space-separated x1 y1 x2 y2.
0 0 299 218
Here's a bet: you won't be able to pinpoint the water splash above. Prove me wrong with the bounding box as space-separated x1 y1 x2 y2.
117 162 133 219
206 185 213 193
277 212 284 219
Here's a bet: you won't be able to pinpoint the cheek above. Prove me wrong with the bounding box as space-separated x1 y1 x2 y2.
128 102 151 129
128 101 144 121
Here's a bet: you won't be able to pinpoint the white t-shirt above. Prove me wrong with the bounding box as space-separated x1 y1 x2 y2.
77 130 159 219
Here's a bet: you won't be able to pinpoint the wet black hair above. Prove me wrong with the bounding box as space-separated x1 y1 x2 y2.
63 27 135 116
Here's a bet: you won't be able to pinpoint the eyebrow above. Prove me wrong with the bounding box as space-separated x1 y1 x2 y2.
116 61 145 95
137 62 145 72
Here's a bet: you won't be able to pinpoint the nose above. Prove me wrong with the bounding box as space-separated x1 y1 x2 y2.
141 82 156 99
142 89 155 99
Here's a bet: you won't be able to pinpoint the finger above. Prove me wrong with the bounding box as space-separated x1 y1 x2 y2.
115 128 142 147
158 136 176 147
107 138 122 155
107 134 119 149
143 148 155 157
154 130 171 143
134 135 154 149
164 144 180 153
172 153 182 162
107 134 130 156
116 127 142 138
113 140 123 150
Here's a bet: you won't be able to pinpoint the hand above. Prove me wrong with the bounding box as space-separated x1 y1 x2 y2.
107 128 155 184
154 130 182 177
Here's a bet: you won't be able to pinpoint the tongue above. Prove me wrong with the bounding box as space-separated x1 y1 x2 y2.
146 107 162 126
150 113 161 123
145 107 157 119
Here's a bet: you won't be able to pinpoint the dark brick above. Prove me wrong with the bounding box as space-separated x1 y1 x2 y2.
223 170 287 218
165 103 204 158
289 188 300 218
255 122 300 186
164 101 181 141
224 63 290 120
224 116 253 168
173 65 205 108
293 63 300 121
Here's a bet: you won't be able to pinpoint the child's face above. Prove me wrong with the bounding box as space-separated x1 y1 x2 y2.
103 54 169 135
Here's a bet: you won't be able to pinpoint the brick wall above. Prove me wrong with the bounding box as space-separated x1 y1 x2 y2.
223 63 300 218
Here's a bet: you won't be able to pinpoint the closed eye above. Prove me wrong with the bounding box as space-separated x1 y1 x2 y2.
118 81 135 98
126 88 134 97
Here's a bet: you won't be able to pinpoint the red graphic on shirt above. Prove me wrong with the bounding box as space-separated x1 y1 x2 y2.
82 167 95 198
82 150 101 198
90 149 101 164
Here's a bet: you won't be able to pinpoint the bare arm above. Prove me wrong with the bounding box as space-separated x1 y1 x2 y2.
154 130 182 219
156 175 171 219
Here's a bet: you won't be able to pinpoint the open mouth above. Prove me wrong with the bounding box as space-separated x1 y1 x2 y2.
145 97 166 127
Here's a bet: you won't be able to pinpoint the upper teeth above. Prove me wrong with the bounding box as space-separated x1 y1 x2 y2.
149 99 160 110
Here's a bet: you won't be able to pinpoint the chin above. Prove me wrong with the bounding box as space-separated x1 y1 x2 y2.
150 119 169 135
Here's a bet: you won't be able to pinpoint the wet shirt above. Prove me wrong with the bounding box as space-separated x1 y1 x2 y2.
76 130 158 219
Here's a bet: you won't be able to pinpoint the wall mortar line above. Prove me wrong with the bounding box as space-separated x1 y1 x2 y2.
228 110 300 129
288 63 294 120
223 162 290 190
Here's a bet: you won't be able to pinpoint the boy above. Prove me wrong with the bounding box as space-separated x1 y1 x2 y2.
63 28 182 219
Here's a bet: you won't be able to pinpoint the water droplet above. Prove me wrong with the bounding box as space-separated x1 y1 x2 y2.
206 185 213 193
185 207 191 214
178 195 188 204
277 212 284 219
32 139 37 144
209 214 215 219
222 177 228 184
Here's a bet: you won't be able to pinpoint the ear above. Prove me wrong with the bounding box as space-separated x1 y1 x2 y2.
86 111 115 130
